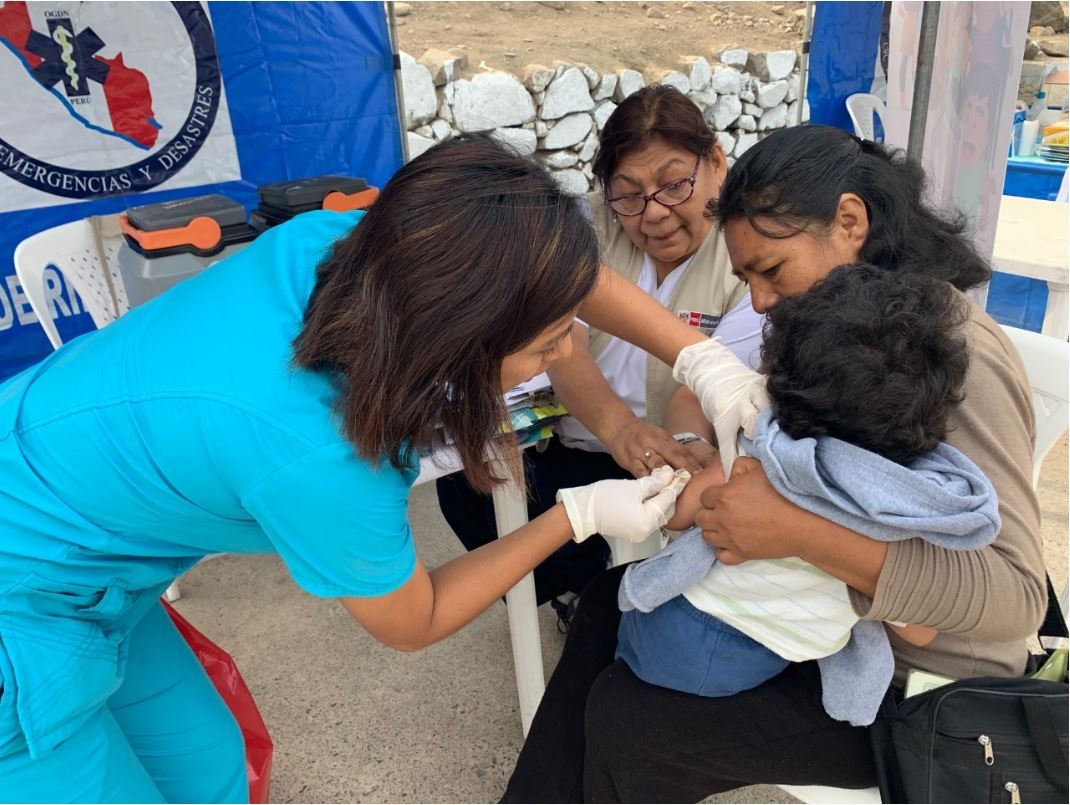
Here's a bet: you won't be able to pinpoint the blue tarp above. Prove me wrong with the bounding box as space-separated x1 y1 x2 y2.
806 1 884 132
0 1 403 381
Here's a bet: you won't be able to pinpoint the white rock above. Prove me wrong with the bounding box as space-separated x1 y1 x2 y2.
747 50 797 82
450 127 461 137
534 90 546 106
521 121 535 130
394 2 412 16
615 69 645 101
543 150 580 169
785 72 801 103
419 48 468 87
736 114 757 132
415 124 434 137
580 63 600 90
553 61 573 79
437 96 453 124
522 64 554 92
740 88 756 103
542 112 593 149
684 57 712 92
430 119 451 140
715 130 735 155
593 101 617 131
594 73 618 101
399 51 437 128
581 163 594 181
742 102 762 117
734 131 758 157
756 79 789 108
446 72 536 132
541 67 595 120
406 131 436 159
578 131 600 162
709 94 742 130
658 70 691 94
535 120 549 138
758 103 789 131
720 48 749 68
491 127 538 155
646 6 666 18
711 65 743 95
688 90 718 112
551 169 590 195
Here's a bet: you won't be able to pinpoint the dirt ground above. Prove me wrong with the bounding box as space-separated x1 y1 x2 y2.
393 1 805 80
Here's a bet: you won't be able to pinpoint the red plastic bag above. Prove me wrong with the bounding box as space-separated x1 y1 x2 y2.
162 600 274 803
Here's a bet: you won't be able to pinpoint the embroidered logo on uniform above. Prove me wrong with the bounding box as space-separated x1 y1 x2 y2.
678 309 721 335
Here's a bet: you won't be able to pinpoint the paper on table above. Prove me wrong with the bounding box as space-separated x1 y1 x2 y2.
504 372 552 405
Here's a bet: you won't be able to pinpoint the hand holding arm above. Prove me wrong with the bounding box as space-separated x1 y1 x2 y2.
672 338 770 477
557 465 689 543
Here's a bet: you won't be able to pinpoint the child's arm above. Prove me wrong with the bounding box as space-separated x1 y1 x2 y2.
665 459 726 531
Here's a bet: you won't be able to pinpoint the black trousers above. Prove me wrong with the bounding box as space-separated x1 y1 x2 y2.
502 565 878 803
435 436 631 604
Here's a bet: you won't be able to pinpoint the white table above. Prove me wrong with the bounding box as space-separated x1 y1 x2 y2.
992 195 1069 340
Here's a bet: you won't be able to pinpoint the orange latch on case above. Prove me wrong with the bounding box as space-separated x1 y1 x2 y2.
322 187 379 212
120 213 223 252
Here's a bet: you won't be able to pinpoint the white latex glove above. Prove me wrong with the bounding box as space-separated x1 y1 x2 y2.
672 337 771 477
557 466 690 544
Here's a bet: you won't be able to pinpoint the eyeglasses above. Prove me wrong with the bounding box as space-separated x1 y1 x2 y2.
604 156 701 217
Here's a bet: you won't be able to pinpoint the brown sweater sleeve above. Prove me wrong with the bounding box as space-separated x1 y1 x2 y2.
849 306 1047 676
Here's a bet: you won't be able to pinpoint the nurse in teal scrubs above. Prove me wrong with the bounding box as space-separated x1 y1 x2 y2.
0 135 683 802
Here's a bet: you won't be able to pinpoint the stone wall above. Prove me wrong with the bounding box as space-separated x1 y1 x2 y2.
400 48 808 195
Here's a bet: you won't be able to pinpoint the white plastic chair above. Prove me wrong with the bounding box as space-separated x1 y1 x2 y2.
846 93 888 143
13 218 129 349
779 325 1069 804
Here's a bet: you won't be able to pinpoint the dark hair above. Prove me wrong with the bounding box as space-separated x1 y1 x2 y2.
760 264 971 465
293 134 599 492
593 85 716 191
711 124 992 292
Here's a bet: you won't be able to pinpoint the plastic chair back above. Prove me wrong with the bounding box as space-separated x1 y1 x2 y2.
846 93 887 142
13 218 129 349
1000 325 1070 489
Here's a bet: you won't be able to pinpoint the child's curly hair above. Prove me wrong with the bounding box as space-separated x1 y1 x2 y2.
760 264 971 465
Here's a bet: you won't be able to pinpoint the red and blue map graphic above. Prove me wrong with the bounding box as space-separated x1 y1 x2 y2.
0 1 159 149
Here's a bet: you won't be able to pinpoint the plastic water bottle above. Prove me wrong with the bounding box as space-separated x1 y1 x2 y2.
1028 90 1047 120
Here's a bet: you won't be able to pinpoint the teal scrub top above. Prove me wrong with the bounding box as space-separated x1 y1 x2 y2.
0 210 419 757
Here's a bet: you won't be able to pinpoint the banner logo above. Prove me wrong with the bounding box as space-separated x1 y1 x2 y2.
0 1 225 200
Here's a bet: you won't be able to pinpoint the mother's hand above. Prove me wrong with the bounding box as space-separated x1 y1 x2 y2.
606 419 698 478
694 457 808 565
696 457 888 596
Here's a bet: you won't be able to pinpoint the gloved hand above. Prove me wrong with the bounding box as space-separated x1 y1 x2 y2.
672 337 770 477
557 466 690 543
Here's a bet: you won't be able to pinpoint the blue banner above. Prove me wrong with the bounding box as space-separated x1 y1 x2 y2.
0 1 403 381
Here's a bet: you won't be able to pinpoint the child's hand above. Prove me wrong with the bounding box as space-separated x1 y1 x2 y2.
888 623 937 646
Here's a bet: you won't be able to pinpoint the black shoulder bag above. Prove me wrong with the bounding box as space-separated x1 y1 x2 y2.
870 577 1069 804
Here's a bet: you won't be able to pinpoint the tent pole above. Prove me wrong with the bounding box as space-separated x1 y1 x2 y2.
386 2 410 163
796 1 815 125
906 1 940 161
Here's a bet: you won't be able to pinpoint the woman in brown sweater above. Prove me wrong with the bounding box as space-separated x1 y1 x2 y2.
503 124 1046 802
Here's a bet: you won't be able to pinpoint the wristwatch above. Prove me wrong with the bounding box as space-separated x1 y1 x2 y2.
672 432 709 446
